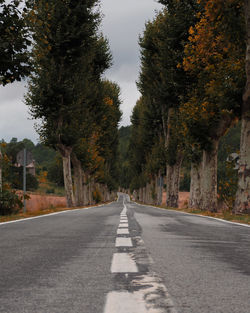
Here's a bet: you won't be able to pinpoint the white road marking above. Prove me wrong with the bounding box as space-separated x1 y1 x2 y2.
104 291 147 313
135 202 250 228
115 237 133 247
117 228 129 235
0 203 111 226
120 216 128 219
111 253 138 273
120 220 128 223
104 274 178 313
119 223 128 228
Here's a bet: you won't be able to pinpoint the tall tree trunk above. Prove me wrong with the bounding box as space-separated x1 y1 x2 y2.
234 0 250 213
165 108 183 207
157 171 163 205
166 156 183 208
189 162 202 209
83 173 88 205
139 188 143 202
88 177 93 205
143 186 146 203
234 116 250 213
146 183 149 204
58 145 75 207
72 154 84 206
200 140 219 212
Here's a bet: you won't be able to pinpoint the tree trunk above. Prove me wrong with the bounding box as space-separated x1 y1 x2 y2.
139 188 143 202
72 154 84 206
234 0 250 213
83 173 88 205
200 140 219 212
157 172 163 205
189 162 202 209
166 156 182 208
145 183 149 204
165 107 183 207
88 177 93 205
234 114 250 213
58 145 75 207
143 187 146 203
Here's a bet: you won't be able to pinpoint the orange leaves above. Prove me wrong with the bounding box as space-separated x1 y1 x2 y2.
104 97 113 106
182 0 245 137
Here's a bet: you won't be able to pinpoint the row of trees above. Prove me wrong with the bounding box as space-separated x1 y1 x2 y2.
128 0 249 214
0 0 122 208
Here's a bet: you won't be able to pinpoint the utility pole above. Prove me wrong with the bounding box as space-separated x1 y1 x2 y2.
23 148 27 213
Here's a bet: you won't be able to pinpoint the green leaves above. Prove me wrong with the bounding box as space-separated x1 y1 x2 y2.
0 0 31 85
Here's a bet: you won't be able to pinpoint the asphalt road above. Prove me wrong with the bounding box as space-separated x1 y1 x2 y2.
0 194 250 313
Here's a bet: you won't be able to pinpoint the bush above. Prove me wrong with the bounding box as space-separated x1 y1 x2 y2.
0 188 23 216
7 167 39 191
46 188 55 194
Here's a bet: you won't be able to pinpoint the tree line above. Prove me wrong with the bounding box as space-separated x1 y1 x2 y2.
0 0 121 210
128 0 249 214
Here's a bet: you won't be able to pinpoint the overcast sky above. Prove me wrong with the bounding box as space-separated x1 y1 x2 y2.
0 0 162 143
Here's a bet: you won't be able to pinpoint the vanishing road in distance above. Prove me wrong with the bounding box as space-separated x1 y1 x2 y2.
1 193 250 313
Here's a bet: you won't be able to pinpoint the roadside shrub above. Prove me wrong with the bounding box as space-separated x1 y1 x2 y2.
0 188 23 216
46 188 55 194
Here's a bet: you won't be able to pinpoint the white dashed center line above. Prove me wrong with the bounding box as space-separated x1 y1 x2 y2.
111 253 138 273
104 291 147 313
117 228 129 235
115 237 133 247
118 223 129 228
104 195 178 313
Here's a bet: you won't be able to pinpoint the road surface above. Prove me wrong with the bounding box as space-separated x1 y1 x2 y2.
0 193 250 312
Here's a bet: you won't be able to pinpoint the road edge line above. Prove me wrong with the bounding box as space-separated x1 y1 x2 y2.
134 202 250 228
0 202 114 226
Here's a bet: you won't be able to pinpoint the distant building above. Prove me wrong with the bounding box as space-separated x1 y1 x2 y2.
15 160 36 176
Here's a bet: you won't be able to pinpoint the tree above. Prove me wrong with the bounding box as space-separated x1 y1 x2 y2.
71 79 121 206
25 0 111 207
137 1 199 207
182 0 245 211
0 0 30 85
234 0 250 213
0 0 30 189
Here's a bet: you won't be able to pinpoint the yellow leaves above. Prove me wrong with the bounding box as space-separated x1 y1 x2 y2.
189 26 195 35
104 97 113 106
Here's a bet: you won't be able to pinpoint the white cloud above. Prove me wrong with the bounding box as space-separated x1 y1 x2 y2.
0 82 38 143
101 0 162 126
